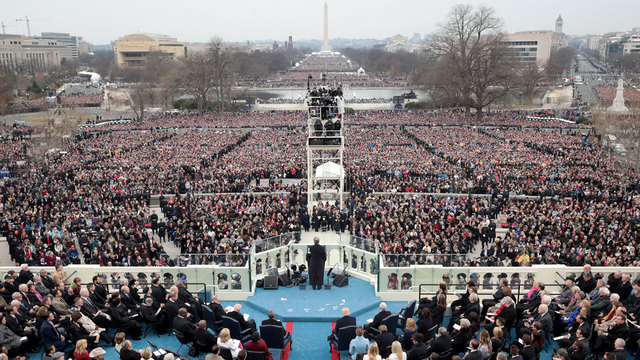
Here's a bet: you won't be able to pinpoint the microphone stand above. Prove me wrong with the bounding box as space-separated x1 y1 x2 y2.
324 267 333 290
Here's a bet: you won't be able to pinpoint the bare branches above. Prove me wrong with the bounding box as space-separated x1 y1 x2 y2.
516 62 545 105
127 82 153 123
593 109 640 172
208 38 234 112
0 67 16 116
179 52 215 113
176 38 235 113
426 4 512 119
545 47 575 77
413 57 462 107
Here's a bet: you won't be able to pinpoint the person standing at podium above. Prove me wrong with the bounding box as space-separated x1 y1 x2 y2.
307 237 326 290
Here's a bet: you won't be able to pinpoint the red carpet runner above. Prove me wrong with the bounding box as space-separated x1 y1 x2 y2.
281 322 294 360
330 322 340 360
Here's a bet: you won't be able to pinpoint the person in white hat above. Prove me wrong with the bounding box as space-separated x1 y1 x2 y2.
89 347 106 360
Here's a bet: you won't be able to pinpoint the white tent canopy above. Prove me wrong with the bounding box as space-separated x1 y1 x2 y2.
315 161 343 178
77 71 101 83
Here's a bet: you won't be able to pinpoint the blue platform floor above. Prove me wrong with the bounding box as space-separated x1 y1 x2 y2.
25 274 636 360
244 276 387 322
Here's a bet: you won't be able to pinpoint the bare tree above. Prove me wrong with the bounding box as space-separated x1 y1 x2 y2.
389 51 421 79
593 109 640 172
144 52 175 83
159 68 182 108
143 52 181 109
339 47 423 78
607 53 640 75
179 51 215 114
414 56 462 107
127 82 154 123
545 47 575 77
430 4 512 119
0 67 16 115
208 38 234 112
468 35 514 119
124 53 170 122
516 62 545 105
233 51 290 79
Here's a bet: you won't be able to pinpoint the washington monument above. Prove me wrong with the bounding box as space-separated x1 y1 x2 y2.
322 2 331 51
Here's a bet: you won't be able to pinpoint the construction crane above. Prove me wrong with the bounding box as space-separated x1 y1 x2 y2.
1 21 16 35
15 16 31 37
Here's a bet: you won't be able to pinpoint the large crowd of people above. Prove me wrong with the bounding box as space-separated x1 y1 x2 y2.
4 98 48 114
161 192 306 265
81 109 587 133
4 41 640 360
593 84 640 105
3 105 640 269
58 84 103 108
257 97 391 104
406 126 613 197
336 265 640 360
348 194 487 268
0 264 634 360
0 264 298 360
237 53 410 88
59 95 102 108
4 83 104 115
238 77 410 88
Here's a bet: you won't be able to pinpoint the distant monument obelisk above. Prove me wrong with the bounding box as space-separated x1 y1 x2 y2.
322 2 331 52
608 78 630 114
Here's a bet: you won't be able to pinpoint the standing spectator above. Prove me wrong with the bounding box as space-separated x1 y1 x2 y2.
53 265 67 286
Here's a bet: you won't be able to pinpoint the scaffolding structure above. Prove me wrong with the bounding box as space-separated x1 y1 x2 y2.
305 80 345 214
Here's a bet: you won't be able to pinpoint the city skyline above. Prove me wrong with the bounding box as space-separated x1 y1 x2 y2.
2 0 639 45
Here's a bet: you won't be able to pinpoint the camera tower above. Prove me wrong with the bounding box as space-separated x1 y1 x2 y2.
305 76 345 214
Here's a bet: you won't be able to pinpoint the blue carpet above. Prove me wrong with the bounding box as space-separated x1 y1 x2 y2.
288 322 330 360
246 275 388 322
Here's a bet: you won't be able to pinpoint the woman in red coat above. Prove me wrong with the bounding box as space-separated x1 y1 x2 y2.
73 339 90 360
244 332 274 360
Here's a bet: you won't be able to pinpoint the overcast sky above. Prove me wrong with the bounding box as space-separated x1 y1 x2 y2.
3 0 639 44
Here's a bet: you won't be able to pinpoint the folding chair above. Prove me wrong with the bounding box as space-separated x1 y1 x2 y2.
222 316 252 344
260 325 292 360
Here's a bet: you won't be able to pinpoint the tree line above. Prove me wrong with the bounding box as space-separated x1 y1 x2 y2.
2 4 579 120
119 39 299 121
411 5 575 119
122 4 576 122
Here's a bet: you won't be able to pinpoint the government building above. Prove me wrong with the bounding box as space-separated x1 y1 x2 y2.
0 34 65 72
113 33 186 67
502 15 568 67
